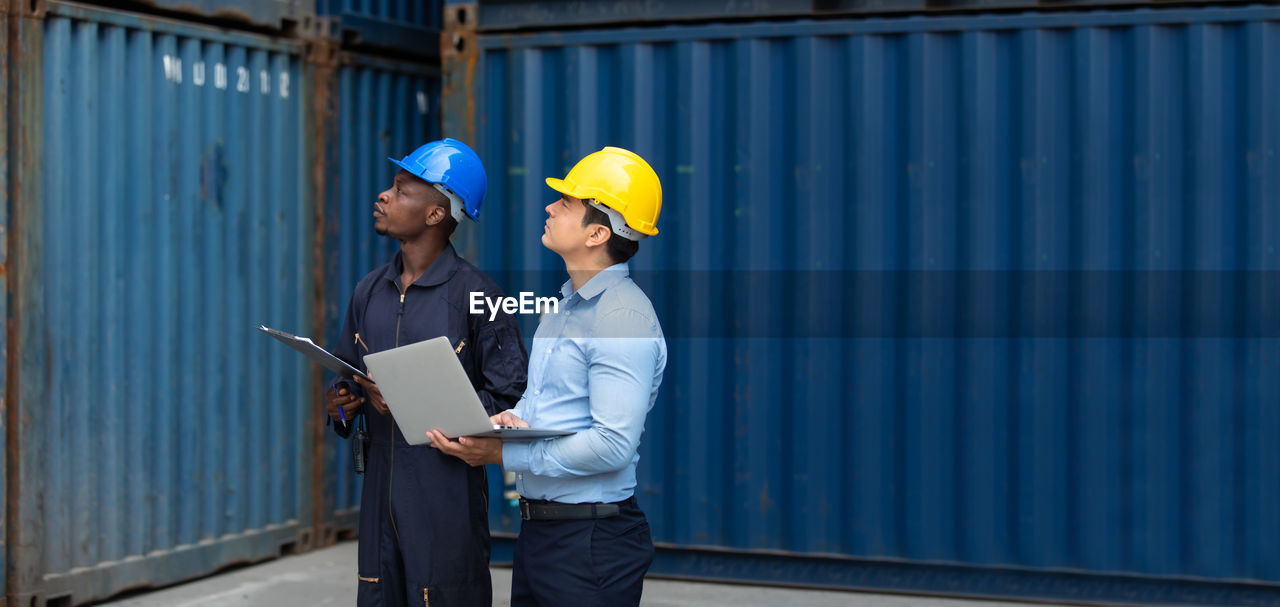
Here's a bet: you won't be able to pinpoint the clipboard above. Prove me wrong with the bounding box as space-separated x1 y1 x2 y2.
256 324 371 381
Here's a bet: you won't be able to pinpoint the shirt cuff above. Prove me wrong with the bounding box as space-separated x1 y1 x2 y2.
502 442 532 472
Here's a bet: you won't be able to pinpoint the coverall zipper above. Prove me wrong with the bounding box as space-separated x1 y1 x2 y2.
389 286 406 546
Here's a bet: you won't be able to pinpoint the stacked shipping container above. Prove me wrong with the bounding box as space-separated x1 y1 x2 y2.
12 4 313 604
0 0 1276 604
2 0 442 604
449 3 1280 604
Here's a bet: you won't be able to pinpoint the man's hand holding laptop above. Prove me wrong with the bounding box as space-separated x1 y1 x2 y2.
427 411 528 466
491 411 529 429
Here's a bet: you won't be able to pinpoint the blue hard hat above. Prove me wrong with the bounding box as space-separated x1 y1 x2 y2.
388 138 487 221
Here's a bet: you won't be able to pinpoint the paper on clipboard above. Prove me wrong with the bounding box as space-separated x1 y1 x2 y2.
256 324 371 381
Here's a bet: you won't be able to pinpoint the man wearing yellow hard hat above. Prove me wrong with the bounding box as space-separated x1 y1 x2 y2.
429 146 667 606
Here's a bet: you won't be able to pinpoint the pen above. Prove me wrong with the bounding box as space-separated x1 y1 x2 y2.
338 381 350 428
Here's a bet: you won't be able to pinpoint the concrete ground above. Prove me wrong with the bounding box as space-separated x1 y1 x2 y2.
98 541 1073 607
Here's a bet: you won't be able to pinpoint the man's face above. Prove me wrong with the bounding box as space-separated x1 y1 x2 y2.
373 170 436 238
542 194 592 255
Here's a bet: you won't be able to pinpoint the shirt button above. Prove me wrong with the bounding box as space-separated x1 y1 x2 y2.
566 311 571 316
545 348 552 354
518 474 523 481
534 390 541 396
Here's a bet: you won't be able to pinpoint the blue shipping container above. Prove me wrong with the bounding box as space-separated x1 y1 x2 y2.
317 0 442 54
9 3 313 604
79 0 316 30
318 0 437 28
451 5 1280 604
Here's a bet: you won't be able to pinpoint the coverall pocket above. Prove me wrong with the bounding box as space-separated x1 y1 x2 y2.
356 574 381 607
413 581 492 607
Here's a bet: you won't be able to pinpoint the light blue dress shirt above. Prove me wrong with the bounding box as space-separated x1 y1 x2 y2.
502 263 667 503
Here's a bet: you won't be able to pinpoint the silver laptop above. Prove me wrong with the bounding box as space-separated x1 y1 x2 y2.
362 336 571 445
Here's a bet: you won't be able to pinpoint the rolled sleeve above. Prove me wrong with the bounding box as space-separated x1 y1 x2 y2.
502 441 533 472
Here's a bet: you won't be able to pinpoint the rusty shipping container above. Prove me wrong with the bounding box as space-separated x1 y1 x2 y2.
0 0 448 602
6 1 315 604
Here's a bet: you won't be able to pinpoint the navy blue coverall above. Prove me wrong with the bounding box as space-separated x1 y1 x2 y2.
330 244 527 607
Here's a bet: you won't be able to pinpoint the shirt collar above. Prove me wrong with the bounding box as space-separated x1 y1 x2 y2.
560 263 630 302
382 243 460 289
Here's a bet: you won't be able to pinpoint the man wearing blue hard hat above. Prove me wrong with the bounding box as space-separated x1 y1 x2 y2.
324 138 528 606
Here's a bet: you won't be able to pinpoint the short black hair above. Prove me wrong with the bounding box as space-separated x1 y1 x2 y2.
581 201 639 264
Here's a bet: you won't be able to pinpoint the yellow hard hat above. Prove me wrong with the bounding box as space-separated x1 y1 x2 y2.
545 146 661 239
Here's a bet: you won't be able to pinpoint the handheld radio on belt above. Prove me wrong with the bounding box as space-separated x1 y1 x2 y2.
352 413 370 475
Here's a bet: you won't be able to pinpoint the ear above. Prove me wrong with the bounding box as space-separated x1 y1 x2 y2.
584 223 612 249
424 204 449 227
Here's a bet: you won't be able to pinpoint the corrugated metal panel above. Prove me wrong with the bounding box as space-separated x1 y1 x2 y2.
11 3 313 603
318 0 437 27
476 0 813 30
78 0 316 30
317 0 441 54
473 0 1266 31
321 52 439 533
461 5 1280 601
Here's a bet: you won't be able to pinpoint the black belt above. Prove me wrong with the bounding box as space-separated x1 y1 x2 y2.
519 497 636 521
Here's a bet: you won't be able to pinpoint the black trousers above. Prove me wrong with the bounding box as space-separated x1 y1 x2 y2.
510 500 655 607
